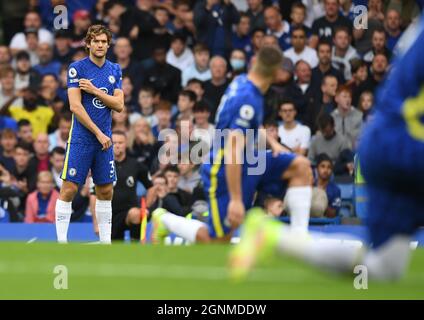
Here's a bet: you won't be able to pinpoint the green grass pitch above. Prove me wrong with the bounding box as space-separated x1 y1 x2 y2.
0 242 423 299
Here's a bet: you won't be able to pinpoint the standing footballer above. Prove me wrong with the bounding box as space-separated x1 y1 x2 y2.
55 25 124 244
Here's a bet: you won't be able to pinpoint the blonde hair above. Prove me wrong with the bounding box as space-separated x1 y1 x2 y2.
128 117 155 150
251 46 284 79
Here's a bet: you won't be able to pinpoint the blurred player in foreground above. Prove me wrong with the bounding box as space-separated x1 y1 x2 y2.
230 15 424 281
151 45 313 244
55 25 124 244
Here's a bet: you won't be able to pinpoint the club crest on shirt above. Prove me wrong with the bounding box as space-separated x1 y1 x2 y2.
69 67 77 78
69 168 77 177
108 75 115 84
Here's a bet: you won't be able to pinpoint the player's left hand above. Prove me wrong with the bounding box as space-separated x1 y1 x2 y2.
79 79 98 95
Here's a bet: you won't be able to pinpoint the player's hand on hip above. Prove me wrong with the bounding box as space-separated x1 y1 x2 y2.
79 79 98 95
226 199 245 229
96 132 112 150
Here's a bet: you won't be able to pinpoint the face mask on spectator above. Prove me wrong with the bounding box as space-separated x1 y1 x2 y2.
230 59 245 71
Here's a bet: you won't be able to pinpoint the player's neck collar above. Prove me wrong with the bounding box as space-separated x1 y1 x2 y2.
88 55 106 68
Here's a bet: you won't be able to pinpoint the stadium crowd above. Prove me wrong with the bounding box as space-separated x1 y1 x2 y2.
0 0 420 234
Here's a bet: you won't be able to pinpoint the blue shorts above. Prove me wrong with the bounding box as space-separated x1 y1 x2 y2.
201 150 295 238
359 115 424 248
61 142 116 186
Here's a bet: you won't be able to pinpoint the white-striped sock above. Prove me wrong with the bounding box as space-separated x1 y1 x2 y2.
55 199 72 243
96 200 112 244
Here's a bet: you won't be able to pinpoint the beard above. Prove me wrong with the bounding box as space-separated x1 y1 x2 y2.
91 50 106 59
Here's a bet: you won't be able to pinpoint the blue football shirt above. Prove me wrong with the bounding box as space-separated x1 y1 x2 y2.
67 57 122 145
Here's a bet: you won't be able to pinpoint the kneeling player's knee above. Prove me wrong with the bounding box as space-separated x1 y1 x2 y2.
127 208 141 225
195 227 211 244
292 157 313 182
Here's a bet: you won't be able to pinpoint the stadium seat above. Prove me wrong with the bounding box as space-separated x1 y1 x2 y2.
0 208 10 223
336 183 354 217
279 215 342 225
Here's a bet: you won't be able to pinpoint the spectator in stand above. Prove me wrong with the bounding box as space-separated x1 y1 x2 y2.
277 99 311 156
48 112 71 152
9 11 53 55
16 120 34 151
306 74 338 134
24 171 59 223
192 101 215 148
181 43 211 87
142 45 181 104
285 60 317 122
7 88 54 138
203 56 231 122
163 165 193 215
112 106 130 132
229 49 248 79
246 0 266 32
0 129 18 172
33 43 61 77
363 28 392 63
152 100 173 139
0 67 22 110
347 59 368 107
314 153 341 218
308 113 351 166
21 28 40 66
356 53 388 100
331 85 363 149
177 161 202 194
14 50 41 91
290 2 312 37
264 5 292 51
166 33 195 73
128 117 159 171
53 30 74 65
115 0 160 62
174 90 197 122
331 26 359 81
311 40 345 88
309 0 352 49
71 10 92 49
0 45 11 71
193 0 240 57
284 26 318 69
352 1 385 55
232 13 253 57
50 146 65 189
130 86 157 126
113 37 142 92
248 28 266 61
385 9 403 52
148 173 187 217
152 5 173 50
358 91 374 122
30 133 51 173
11 142 38 209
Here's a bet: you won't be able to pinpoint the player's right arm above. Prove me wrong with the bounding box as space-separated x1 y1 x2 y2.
68 87 112 150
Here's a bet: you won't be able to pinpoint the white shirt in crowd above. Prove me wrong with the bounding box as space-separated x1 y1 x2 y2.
181 64 211 87
9 28 54 50
284 46 319 69
166 47 195 73
278 123 311 151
